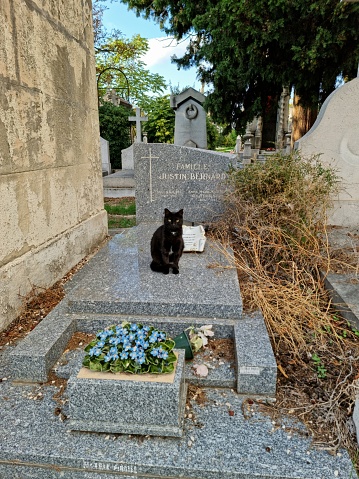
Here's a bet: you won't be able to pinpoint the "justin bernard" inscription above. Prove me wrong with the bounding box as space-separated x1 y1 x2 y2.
158 172 226 181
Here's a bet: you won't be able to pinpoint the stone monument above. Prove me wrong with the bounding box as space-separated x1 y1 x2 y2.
133 143 234 223
170 87 207 149
295 77 359 227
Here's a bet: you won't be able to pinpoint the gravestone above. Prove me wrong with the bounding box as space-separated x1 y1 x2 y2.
295 77 359 226
100 136 111 175
133 143 234 223
171 87 207 148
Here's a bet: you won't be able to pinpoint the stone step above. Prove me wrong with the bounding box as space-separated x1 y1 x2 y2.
103 169 135 198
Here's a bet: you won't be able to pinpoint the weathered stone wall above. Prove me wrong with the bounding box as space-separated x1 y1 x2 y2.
0 0 108 331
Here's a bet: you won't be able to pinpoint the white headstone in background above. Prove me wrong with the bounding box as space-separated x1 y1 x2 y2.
121 145 134 170
100 137 111 175
295 78 359 227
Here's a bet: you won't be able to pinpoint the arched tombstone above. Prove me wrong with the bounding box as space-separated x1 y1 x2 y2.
170 88 207 149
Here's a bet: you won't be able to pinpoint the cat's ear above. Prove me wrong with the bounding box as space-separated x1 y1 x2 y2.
164 208 170 216
178 209 183 216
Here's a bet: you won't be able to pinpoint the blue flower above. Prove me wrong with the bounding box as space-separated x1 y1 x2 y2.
115 326 124 335
89 346 102 357
96 340 105 348
129 333 136 342
110 351 119 361
142 341 149 349
109 347 118 355
104 354 112 362
149 332 159 343
136 339 145 348
130 323 138 331
97 331 108 341
120 351 129 360
136 330 145 340
158 332 166 341
150 348 159 357
136 356 146 365
109 336 121 346
157 346 168 359
130 350 138 360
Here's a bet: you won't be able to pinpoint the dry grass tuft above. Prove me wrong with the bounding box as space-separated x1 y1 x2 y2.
212 153 359 458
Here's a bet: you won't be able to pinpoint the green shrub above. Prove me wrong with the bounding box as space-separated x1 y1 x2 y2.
99 102 132 169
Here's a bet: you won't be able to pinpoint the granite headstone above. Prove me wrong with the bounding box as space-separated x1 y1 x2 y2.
133 143 235 224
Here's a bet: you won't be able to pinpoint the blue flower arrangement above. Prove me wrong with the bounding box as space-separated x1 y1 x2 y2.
82 322 176 374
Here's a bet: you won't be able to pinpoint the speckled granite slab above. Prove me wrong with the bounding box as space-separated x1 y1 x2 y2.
0 380 356 479
68 350 186 437
66 224 243 320
235 312 277 397
7 301 76 382
133 143 235 224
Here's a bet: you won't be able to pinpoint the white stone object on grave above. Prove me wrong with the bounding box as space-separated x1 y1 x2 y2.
100 136 111 175
128 107 148 143
182 225 207 252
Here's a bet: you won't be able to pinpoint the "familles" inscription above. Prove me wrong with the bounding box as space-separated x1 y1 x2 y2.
158 163 226 181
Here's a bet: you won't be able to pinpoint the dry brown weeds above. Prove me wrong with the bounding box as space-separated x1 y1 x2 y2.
211 155 359 460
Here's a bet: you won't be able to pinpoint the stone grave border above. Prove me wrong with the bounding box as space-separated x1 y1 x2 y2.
8 301 277 397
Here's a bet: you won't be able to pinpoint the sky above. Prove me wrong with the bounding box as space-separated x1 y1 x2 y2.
102 2 202 94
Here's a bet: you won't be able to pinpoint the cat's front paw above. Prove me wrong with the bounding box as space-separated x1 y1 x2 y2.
163 267 170 275
172 268 179 275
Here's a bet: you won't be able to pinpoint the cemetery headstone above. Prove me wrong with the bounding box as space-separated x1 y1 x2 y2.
133 143 235 223
100 136 111 175
295 77 359 227
170 87 207 149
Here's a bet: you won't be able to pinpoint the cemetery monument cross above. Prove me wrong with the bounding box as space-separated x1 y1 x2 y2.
129 107 148 143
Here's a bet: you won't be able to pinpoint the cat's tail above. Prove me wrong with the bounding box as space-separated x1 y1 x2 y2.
150 261 163 272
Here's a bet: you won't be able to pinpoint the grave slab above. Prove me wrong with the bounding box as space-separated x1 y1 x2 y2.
68 350 186 437
66 224 243 320
0 379 356 479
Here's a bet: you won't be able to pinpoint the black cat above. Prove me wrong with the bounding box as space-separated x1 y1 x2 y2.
150 208 184 275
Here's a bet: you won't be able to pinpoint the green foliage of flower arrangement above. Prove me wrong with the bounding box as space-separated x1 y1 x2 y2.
83 322 176 374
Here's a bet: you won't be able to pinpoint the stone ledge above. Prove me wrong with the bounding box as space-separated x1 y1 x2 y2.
8 302 76 382
235 311 277 397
